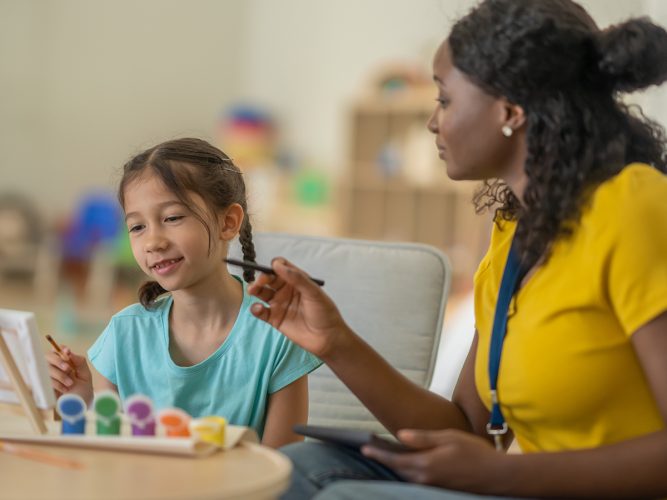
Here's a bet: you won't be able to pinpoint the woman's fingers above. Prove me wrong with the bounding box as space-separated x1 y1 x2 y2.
271 258 319 294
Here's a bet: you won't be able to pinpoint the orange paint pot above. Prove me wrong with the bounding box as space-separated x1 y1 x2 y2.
157 408 191 437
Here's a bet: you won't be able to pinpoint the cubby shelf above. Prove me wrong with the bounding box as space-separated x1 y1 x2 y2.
342 91 492 279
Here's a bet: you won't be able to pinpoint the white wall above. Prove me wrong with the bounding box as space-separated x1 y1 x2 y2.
236 0 473 173
1 0 665 219
1 0 248 216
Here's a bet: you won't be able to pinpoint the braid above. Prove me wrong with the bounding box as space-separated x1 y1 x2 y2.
139 281 167 309
238 216 256 282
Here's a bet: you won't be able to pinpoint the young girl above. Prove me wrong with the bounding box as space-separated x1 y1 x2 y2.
46 138 322 448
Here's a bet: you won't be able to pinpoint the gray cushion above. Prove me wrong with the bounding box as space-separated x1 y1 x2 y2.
230 233 451 433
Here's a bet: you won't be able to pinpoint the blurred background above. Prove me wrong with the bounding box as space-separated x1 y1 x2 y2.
2 0 667 374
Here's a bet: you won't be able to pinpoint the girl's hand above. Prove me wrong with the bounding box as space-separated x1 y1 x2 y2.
361 429 507 494
247 258 351 360
45 345 94 406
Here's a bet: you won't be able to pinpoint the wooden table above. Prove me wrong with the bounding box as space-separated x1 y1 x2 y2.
0 415 292 500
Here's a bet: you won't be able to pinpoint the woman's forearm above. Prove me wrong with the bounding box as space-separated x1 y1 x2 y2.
322 326 471 435
495 430 667 498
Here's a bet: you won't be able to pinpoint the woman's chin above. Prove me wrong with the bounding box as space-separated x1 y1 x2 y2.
445 163 484 182
445 164 467 181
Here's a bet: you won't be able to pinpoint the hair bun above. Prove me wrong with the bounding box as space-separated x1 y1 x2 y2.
596 17 667 92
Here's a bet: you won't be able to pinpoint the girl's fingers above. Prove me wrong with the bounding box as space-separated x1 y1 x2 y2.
45 352 64 366
51 380 70 395
48 365 73 387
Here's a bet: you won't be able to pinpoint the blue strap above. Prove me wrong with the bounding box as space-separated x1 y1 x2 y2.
487 235 527 447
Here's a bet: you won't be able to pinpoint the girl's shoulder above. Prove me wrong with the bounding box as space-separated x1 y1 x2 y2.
111 295 171 321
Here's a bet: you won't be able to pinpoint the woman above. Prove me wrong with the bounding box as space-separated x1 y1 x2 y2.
248 0 667 497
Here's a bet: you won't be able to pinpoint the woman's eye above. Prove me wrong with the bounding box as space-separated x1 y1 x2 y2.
436 97 450 108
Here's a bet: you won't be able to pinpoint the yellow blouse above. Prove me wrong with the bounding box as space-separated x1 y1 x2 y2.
474 163 667 452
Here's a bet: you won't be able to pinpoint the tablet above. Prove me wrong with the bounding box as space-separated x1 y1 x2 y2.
293 424 413 453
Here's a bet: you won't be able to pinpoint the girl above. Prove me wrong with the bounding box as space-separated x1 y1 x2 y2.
248 0 667 497
47 138 322 448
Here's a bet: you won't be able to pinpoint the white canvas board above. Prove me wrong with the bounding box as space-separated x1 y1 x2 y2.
0 309 56 409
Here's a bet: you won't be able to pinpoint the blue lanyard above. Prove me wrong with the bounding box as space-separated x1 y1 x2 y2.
487 235 527 451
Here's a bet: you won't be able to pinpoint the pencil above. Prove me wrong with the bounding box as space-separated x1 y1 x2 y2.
0 440 84 469
225 258 325 286
45 334 78 379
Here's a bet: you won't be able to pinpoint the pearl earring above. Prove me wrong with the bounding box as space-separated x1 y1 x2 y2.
501 125 513 137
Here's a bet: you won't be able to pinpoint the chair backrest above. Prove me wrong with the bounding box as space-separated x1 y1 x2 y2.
229 233 451 433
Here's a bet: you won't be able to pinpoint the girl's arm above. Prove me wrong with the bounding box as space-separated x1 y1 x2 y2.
364 310 667 498
261 375 309 448
95 372 119 394
248 258 486 437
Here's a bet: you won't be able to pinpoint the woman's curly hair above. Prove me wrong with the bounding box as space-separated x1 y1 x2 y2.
449 0 667 268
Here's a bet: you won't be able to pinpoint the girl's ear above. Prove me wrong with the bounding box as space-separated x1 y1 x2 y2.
218 203 244 241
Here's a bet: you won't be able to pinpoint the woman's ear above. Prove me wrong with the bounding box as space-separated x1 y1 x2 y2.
502 98 526 131
218 203 244 241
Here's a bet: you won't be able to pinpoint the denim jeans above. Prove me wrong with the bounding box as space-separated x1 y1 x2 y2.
279 441 514 500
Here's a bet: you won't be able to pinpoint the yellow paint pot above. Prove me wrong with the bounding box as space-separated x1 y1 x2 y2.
188 416 227 447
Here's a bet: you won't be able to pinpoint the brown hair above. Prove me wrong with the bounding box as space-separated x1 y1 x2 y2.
119 138 256 308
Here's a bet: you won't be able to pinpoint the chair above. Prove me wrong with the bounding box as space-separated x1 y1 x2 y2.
229 233 451 433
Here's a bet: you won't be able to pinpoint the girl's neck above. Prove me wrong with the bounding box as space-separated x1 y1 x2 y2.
169 269 244 340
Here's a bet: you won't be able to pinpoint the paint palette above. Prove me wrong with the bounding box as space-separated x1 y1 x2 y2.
0 393 258 457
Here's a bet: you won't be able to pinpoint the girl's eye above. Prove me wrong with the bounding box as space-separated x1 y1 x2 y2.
128 224 144 233
165 215 184 223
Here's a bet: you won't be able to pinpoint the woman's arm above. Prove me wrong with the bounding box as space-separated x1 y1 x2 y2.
261 375 309 448
365 311 667 498
248 258 487 437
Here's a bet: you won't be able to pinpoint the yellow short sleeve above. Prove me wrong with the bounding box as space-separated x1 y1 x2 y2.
603 164 667 335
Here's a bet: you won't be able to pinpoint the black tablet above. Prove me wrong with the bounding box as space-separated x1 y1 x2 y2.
293 424 413 453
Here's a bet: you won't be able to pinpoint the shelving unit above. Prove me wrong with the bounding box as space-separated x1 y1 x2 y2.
342 89 493 280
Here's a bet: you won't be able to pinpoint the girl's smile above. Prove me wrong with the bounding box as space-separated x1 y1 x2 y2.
150 257 184 276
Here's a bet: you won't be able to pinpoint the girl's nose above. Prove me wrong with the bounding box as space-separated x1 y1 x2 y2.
144 230 168 252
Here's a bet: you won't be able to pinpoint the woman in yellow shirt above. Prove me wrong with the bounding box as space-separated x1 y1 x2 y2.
249 0 667 498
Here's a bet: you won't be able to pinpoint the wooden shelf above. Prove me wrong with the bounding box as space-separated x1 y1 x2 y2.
342 91 492 278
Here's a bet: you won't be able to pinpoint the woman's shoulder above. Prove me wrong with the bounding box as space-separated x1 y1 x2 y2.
582 163 667 242
592 163 667 212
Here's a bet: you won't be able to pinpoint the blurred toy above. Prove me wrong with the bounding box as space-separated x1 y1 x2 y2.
217 104 276 169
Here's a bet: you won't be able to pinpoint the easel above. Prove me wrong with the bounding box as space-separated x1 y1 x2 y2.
0 331 48 434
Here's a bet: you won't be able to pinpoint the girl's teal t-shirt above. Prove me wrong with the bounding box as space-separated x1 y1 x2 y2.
88 279 322 438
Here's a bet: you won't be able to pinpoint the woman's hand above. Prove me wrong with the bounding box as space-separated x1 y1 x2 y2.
361 428 507 494
45 345 94 406
247 258 351 360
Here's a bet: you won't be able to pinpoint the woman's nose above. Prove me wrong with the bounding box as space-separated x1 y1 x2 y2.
427 108 439 134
